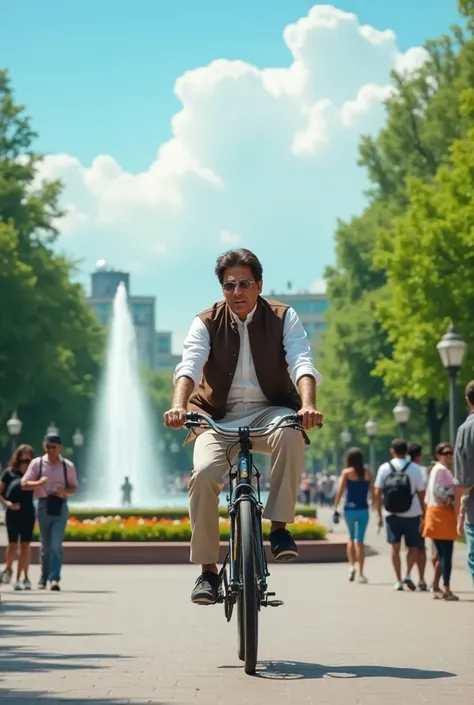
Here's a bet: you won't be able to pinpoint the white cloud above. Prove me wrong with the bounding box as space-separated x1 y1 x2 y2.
34 4 429 338
220 230 240 246
309 278 328 295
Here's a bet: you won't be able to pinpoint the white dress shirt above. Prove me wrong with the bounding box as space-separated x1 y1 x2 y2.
174 305 322 409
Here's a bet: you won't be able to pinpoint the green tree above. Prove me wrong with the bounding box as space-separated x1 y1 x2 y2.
0 69 104 453
373 88 474 433
318 27 474 454
146 370 192 474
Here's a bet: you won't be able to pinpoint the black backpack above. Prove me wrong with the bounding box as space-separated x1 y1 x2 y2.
383 460 413 513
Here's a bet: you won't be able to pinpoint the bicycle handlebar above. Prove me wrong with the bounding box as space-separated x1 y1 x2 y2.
185 411 322 439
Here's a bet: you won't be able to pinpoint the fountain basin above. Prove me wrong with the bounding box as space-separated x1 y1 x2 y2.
5 535 347 564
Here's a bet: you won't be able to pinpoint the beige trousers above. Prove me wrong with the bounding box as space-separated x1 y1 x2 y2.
188 406 305 565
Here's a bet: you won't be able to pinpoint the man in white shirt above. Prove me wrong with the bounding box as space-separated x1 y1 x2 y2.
164 248 323 605
374 438 426 591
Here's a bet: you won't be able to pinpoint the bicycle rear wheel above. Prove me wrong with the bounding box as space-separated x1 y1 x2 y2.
236 499 258 675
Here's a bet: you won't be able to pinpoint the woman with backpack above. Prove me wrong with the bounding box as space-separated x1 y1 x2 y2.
422 442 458 601
0 444 36 590
333 447 374 583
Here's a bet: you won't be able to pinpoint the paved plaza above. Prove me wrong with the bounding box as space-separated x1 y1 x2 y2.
0 512 473 705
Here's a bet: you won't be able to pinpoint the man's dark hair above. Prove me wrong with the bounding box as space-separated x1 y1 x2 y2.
408 442 422 461
215 249 263 284
391 438 408 457
465 380 474 406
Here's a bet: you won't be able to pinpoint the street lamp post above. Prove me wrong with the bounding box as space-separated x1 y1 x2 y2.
340 428 352 447
437 321 467 445
393 398 410 438
365 418 378 472
46 421 59 436
72 428 84 476
6 411 22 452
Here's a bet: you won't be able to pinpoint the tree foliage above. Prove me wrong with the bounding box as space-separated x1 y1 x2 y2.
318 26 474 454
0 69 104 454
374 87 474 401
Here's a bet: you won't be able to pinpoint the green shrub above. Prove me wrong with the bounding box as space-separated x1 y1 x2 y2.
68 504 318 521
59 519 327 542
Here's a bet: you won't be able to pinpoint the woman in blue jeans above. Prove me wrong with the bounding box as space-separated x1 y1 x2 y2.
334 448 374 583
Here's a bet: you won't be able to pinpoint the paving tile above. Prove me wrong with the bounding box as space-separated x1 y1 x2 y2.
0 508 472 704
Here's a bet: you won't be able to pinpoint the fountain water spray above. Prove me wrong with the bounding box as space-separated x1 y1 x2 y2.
84 282 163 506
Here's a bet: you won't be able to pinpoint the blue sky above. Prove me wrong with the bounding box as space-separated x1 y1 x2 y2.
1 1 460 349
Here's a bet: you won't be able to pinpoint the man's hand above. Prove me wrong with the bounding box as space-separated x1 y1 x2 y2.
297 405 323 430
457 516 465 537
6 501 20 511
163 407 187 429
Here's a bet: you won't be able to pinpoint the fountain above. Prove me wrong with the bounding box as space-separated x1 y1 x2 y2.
83 282 164 507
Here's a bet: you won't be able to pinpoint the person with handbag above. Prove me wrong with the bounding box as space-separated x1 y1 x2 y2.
422 442 458 601
21 433 78 591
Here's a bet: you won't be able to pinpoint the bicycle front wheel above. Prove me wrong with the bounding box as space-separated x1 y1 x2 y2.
236 499 258 675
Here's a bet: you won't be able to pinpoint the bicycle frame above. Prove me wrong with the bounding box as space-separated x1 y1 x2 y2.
226 426 268 607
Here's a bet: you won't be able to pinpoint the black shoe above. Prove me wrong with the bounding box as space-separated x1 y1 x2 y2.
191 571 220 605
50 580 61 592
403 577 416 592
38 579 47 590
269 528 299 562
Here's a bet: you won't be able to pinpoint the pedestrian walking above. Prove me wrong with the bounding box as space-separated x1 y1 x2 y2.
374 438 426 591
423 442 458 601
333 447 373 583
21 433 78 591
454 380 474 585
407 443 428 591
0 445 35 590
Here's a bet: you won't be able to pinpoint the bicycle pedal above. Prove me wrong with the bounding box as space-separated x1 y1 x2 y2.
266 599 284 607
266 592 275 597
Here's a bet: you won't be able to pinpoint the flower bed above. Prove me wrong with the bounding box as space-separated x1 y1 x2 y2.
68 504 318 521
37 515 327 542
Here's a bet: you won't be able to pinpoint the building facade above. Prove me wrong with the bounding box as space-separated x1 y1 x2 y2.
155 331 181 371
87 263 176 371
269 290 329 346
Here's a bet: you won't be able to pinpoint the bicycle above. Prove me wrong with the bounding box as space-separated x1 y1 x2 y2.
185 411 318 676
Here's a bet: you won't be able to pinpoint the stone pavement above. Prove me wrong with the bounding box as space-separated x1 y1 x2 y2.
0 509 473 705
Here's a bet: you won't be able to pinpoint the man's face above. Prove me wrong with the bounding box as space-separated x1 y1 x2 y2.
222 266 262 321
44 442 62 462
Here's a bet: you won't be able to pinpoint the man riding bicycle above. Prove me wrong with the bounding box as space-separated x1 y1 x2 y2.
164 248 323 605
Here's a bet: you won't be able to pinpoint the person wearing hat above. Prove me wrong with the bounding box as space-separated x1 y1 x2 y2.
21 433 78 591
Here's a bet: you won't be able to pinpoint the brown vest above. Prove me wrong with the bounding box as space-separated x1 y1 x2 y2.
187 296 302 420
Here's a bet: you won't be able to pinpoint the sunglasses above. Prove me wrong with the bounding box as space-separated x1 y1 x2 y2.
223 279 255 292
439 449 453 456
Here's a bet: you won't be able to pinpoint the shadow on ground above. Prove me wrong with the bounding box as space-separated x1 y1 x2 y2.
0 694 169 705
0 599 126 680
221 661 457 681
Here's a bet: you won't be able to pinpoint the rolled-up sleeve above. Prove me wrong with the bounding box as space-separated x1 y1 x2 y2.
455 421 474 487
173 317 211 387
67 462 78 489
21 457 40 484
283 307 322 387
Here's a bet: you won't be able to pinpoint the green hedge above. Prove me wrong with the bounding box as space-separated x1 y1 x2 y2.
68 504 318 520
58 520 327 542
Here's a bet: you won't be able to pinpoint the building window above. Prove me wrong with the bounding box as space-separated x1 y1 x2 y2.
292 299 329 314
156 335 171 354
